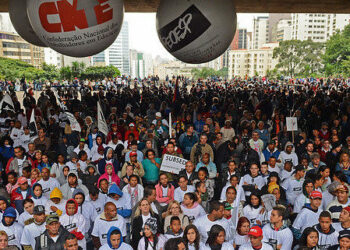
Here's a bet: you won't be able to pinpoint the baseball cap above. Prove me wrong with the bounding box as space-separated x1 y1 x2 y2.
343 206 350 213
309 190 322 199
33 205 45 215
46 214 59 224
155 112 162 117
248 226 263 237
80 138 86 143
130 151 137 157
129 123 135 127
339 230 350 240
18 177 28 185
224 202 233 210
337 185 349 193
111 124 117 128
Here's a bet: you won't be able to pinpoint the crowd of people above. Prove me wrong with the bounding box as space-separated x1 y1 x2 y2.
0 77 349 249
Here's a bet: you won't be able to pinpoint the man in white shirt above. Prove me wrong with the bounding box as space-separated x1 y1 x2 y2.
91 202 126 249
240 226 273 250
193 201 232 243
174 176 195 203
37 167 60 199
21 205 46 249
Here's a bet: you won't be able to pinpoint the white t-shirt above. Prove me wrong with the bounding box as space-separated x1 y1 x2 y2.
0 222 23 247
174 185 195 203
100 242 133 250
91 215 126 246
20 222 46 249
37 178 60 199
180 203 206 223
240 242 274 250
193 215 232 243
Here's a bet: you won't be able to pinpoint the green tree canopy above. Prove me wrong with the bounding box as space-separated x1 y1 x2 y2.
323 25 350 76
273 39 324 78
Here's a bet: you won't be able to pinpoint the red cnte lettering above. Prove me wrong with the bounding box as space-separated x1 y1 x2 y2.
57 0 89 32
39 2 61 33
39 0 89 33
94 0 113 25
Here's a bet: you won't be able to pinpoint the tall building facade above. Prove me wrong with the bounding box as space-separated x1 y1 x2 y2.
291 14 350 42
92 22 130 75
252 17 269 49
44 48 62 67
268 14 291 42
0 31 44 68
231 29 248 50
276 19 292 42
228 43 279 78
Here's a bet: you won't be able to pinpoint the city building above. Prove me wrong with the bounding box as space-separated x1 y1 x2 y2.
230 29 248 50
61 55 91 68
92 22 130 75
154 61 216 80
276 19 292 42
0 31 44 68
291 14 350 42
44 48 62 67
252 16 269 49
228 43 279 78
130 50 153 79
268 14 291 42
0 13 15 33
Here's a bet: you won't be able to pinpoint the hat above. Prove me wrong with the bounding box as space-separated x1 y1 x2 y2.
18 177 28 185
343 206 350 213
3 207 16 218
339 230 350 240
310 190 322 199
33 205 45 215
268 182 280 194
111 124 117 128
129 123 135 127
46 214 59 224
155 112 162 117
248 226 263 237
336 184 349 193
144 217 158 234
80 138 86 143
224 202 233 210
130 151 137 157
268 140 276 145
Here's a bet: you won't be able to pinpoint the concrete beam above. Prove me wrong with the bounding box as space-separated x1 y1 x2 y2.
1 0 350 13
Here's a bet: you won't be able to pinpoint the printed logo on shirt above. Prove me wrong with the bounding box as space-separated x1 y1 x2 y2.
268 239 277 249
319 244 331 250
96 207 101 213
102 234 107 239
42 188 50 193
8 234 15 241
293 187 302 192
64 223 77 231
188 216 195 223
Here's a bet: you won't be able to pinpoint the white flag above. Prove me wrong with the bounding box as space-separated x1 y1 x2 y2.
97 102 109 136
51 88 67 110
65 112 81 132
233 177 244 228
29 109 37 137
0 93 14 111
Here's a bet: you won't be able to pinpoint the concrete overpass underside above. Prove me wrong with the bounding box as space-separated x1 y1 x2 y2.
0 0 350 13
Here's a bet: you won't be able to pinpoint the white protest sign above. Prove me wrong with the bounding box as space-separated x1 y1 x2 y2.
160 154 188 174
286 117 298 131
261 194 276 212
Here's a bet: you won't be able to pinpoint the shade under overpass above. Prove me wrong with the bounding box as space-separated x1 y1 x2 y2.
0 0 349 13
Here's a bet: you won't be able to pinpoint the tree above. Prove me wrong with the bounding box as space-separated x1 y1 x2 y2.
323 25 350 76
60 66 72 80
273 39 324 77
41 63 59 80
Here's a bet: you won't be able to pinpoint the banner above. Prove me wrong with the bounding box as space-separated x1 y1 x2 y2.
51 88 66 110
0 93 14 112
29 109 37 137
160 154 188 174
97 102 109 136
65 112 81 132
286 117 298 131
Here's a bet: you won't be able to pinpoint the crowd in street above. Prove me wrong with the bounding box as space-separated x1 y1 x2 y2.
0 76 349 249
